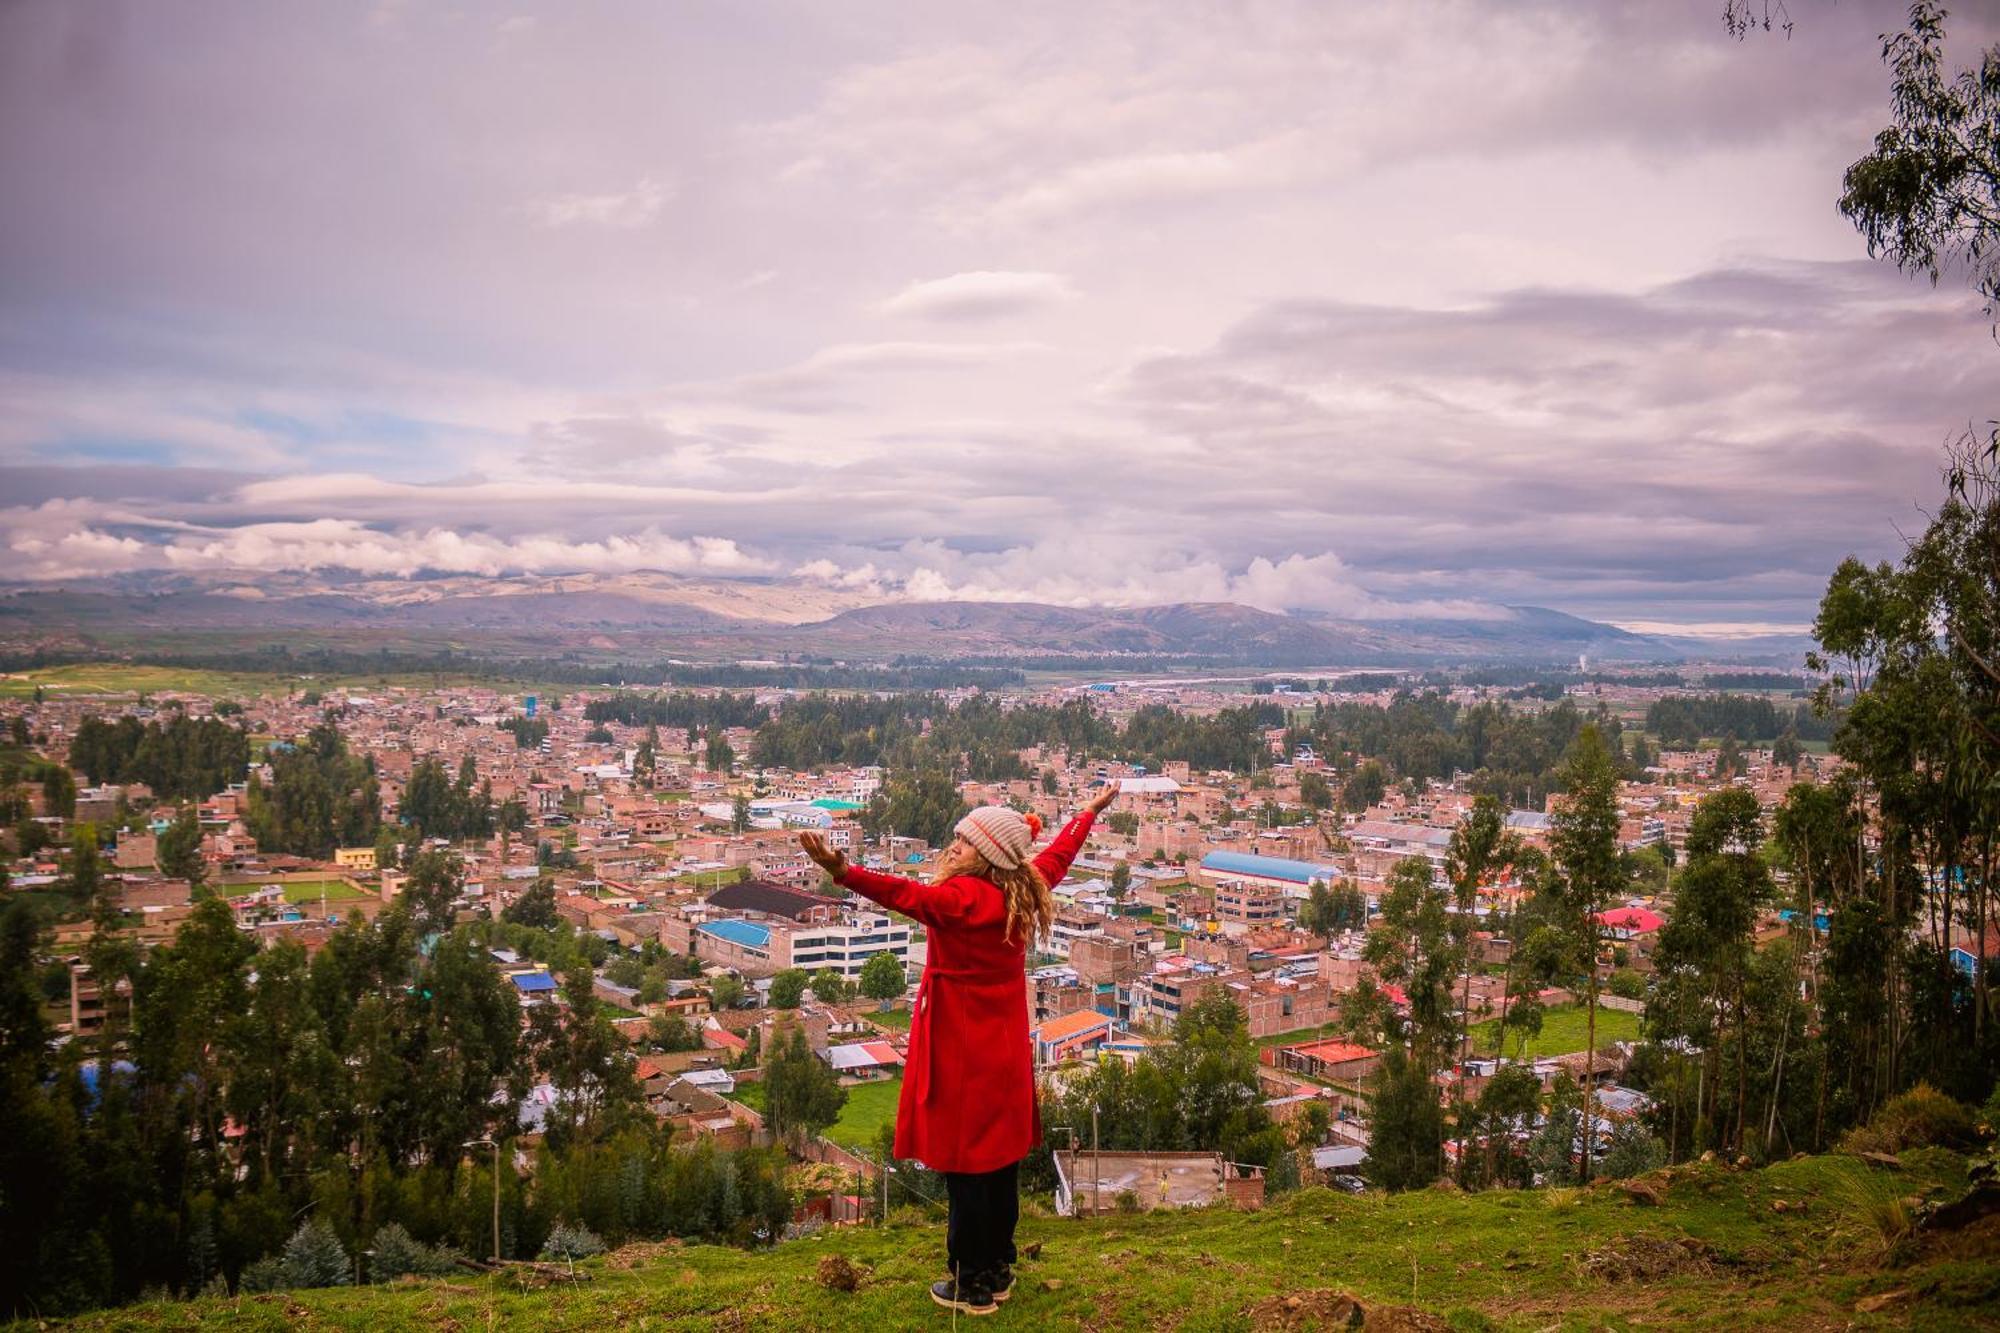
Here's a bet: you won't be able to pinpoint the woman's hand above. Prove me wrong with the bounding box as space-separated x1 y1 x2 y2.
1085 782 1120 817
799 831 849 879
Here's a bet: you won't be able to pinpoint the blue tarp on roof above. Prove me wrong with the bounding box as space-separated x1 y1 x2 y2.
1199 850 1343 884
699 919 772 949
510 972 557 993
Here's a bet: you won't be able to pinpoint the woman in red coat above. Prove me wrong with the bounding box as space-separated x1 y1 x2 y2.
800 783 1117 1315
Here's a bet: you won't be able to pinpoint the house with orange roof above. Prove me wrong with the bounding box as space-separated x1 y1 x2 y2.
1033 1008 1117 1066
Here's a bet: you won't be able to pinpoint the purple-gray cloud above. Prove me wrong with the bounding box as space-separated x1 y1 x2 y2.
1 0 1995 632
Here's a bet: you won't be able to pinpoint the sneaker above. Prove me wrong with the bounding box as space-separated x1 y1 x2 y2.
931 1275 998 1316
988 1266 1014 1302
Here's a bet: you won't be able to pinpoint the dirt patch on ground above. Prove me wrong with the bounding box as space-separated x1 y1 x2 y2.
1246 1290 1450 1331
815 1253 869 1291
1578 1235 1719 1281
602 1238 684 1270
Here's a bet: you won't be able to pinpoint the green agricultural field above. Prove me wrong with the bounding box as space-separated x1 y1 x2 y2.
1471 1002 1643 1059
0 664 294 699
44 1150 1996 1330
0 661 581 701
277 880 372 904
867 1007 912 1032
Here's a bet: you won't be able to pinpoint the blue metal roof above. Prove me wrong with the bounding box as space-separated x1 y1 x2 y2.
1199 850 1342 884
699 919 772 949
511 972 557 993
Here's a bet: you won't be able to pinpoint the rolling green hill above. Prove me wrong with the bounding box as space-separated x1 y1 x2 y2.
36 1150 1998 1331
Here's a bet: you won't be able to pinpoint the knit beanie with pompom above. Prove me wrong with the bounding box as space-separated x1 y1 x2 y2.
954 806 1042 871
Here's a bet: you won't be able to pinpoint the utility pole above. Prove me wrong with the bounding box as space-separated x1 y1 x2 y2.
1091 1105 1101 1218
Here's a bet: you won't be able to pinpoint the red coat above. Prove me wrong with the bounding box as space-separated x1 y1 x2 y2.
836 810 1095 1174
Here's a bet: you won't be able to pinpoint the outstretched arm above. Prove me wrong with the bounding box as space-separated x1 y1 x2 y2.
798 831 982 931
1034 783 1118 888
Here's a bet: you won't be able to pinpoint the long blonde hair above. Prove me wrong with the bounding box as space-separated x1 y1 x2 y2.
990 860 1055 947
935 849 1055 946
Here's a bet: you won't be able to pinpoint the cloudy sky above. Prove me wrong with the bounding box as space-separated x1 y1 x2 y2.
2 0 1995 634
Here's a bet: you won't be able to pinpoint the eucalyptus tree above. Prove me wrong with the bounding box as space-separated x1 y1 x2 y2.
1548 726 1629 1179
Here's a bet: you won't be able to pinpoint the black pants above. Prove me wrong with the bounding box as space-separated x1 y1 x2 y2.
943 1160 1019 1278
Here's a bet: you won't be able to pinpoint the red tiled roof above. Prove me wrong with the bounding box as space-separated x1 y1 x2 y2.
1599 907 1665 933
1035 1009 1114 1043
1282 1039 1376 1064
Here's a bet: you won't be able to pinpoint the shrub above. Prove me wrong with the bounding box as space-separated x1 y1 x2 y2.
236 1257 287 1293
367 1222 465 1282
1607 969 1646 1001
1841 1083 1978 1156
539 1223 606 1263
279 1218 351 1288
1598 1120 1667 1180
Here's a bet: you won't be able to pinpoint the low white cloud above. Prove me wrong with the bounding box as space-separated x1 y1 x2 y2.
795 539 1503 619
878 270 1078 321
0 503 771 581
523 176 670 229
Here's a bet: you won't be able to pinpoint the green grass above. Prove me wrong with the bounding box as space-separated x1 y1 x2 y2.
821 1077 901 1150
277 880 372 904
1255 1021 1347 1051
0 661 592 701
868 1008 912 1031
0 664 298 698
1471 1003 1643 1059
42 1151 1995 1330
734 1077 903 1151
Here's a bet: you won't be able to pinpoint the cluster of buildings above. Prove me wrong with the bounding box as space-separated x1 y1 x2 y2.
6 670 1882 1199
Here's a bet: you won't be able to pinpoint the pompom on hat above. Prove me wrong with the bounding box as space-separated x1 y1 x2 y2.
954 806 1041 871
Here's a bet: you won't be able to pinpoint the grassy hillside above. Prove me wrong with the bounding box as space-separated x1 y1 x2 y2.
37 1150 2000 1330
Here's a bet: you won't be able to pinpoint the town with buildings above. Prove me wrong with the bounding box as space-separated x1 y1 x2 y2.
6 669 1892 1227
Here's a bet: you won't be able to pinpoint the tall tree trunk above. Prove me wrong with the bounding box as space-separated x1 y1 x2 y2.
1733 972 1749 1152
1581 940 1599 1181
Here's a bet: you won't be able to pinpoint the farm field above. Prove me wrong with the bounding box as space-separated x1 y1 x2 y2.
0 664 296 698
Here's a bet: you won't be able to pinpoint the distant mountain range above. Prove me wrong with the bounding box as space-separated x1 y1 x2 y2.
0 569 1805 667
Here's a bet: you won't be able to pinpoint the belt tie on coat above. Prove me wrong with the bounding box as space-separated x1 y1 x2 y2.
911 963 1022 1105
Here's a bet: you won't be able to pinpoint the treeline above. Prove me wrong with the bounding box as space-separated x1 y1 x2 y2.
653 662 1023 689
1420 667 1688 689
1644 693 1833 745
0 851 788 1317
1702 672 1808 690
753 687 1620 809
748 694 1280 777
584 691 769 731
1297 694 1630 807
69 714 250 800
